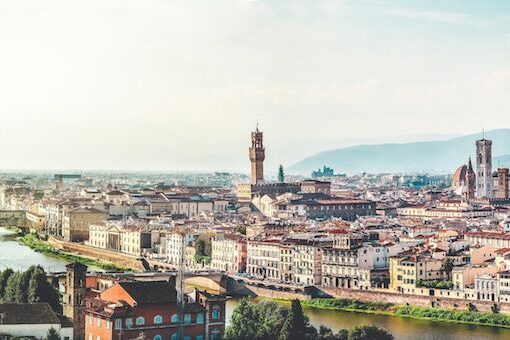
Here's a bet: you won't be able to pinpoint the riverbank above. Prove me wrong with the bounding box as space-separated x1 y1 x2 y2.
17 232 130 272
300 298 510 329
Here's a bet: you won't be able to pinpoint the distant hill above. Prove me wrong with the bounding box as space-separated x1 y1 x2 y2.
290 129 510 175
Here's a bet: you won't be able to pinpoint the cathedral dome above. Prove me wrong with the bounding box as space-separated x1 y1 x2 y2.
452 165 467 189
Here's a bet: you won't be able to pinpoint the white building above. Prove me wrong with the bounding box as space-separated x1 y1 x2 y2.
0 303 74 340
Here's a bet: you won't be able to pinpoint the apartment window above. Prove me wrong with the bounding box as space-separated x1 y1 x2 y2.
212 305 221 320
154 315 163 324
184 313 192 324
88 315 93 325
96 336 100 340
196 313 204 324
171 334 179 340
211 328 221 340
171 314 179 323
88 334 92 340
154 335 162 340
106 321 111 330
96 317 101 327
125 318 133 329
135 316 145 325
115 319 122 330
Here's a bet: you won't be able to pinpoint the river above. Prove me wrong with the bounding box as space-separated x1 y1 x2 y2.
1 227 510 339
0 227 69 272
225 298 510 340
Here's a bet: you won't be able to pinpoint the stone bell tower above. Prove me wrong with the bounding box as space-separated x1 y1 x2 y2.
249 125 265 184
476 136 492 198
63 262 87 340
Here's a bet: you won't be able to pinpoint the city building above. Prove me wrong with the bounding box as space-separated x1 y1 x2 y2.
210 235 247 275
246 238 281 281
85 280 225 340
0 303 74 340
87 222 160 256
62 207 108 242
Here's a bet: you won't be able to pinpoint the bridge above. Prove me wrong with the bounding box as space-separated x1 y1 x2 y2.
48 270 228 294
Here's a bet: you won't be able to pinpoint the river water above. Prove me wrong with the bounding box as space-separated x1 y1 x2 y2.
1 227 509 339
0 227 69 272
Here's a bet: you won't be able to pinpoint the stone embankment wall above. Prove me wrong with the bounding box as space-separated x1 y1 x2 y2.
321 287 510 313
228 280 510 313
47 236 145 271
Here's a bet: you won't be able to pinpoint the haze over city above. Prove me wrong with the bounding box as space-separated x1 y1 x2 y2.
2 0 510 172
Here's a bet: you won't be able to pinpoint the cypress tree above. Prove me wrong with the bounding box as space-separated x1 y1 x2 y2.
278 165 285 183
0 268 14 299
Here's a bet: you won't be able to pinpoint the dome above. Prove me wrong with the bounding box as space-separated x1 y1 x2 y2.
452 165 467 189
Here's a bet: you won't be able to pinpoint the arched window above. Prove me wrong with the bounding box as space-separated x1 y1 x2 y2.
170 334 178 340
154 315 163 324
212 305 220 320
211 328 221 340
196 313 204 324
171 314 179 323
135 316 145 325
154 336 162 340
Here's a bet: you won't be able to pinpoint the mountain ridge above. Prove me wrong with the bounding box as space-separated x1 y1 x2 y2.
290 129 510 175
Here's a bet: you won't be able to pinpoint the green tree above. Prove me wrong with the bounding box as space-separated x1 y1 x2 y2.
46 327 60 340
491 303 500 314
347 325 393 340
3 271 22 302
0 268 14 299
223 299 261 340
278 165 285 183
234 225 246 235
440 259 454 278
280 299 316 340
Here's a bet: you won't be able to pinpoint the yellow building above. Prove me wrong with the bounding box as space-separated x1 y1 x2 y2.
390 252 446 294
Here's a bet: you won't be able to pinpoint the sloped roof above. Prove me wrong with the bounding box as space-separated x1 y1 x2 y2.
0 303 60 324
118 281 177 304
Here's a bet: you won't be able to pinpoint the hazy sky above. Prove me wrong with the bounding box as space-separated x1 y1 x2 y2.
1 0 510 173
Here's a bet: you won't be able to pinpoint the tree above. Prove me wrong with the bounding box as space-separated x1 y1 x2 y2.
196 239 207 257
347 325 393 340
234 225 246 235
278 165 285 183
0 268 14 299
491 303 500 314
3 272 22 302
223 299 263 340
46 327 60 340
440 259 454 278
280 299 316 340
